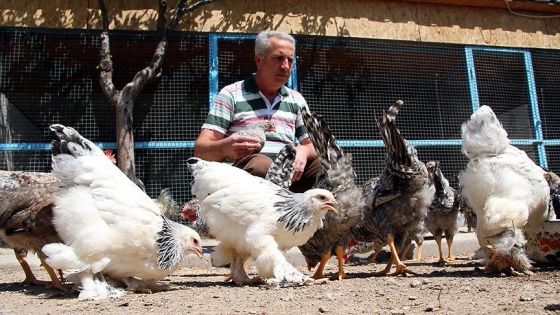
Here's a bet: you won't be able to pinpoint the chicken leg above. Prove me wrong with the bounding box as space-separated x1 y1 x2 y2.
435 235 446 264
401 240 423 261
311 252 331 279
445 236 455 262
39 258 66 291
334 245 347 280
387 234 416 276
15 249 48 286
15 249 66 290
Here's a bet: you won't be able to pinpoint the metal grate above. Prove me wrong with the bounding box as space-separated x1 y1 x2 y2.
1 27 560 207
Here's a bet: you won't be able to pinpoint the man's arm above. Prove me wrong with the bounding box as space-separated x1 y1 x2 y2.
194 129 261 161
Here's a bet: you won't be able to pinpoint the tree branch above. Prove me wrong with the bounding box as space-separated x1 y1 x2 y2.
97 0 118 106
166 0 217 34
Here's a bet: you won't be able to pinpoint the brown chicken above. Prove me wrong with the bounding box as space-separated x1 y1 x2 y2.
0 171 66 290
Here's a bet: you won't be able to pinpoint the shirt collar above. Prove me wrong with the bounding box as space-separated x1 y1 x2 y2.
245 73 289 97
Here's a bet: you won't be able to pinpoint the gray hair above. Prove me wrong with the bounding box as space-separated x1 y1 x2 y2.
254 31 295 56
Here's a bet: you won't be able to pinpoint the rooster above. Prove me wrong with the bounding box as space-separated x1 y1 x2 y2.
459 105 549 275
186 157 337 286
0 171 66 290
42 124 203 300
297 107 365 280
424 161 461 264
351 100 433 276
180 197 213 239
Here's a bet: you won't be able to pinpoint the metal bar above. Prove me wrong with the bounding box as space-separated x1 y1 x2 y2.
0 141 195 151
4 138 559 151
524 51 547 168
464 47 480 113
208 33 218 109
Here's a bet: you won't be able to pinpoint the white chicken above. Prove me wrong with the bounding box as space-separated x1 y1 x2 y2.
42 124 203 300
186 157 337 286
459 105 549 275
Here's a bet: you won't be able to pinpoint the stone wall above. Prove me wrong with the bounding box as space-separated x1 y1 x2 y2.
1 0 559 48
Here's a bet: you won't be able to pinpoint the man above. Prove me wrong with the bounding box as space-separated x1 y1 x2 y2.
193 30 319 192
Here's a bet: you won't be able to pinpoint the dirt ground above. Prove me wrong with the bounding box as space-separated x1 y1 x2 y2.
1 248 560 315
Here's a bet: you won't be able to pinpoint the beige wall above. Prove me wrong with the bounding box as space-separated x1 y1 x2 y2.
1 0 559 48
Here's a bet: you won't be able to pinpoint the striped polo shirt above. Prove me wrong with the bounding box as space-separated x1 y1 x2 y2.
202 74 310 159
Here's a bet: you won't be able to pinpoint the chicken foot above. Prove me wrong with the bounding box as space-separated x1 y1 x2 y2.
435 235 455 264
400 241 423 262
386 234 416 276
15 250 67 290
39 257 67 291
15 250 48 286
333 246 347 280
227 256 262 285
373 234 416 276
310 252 331 279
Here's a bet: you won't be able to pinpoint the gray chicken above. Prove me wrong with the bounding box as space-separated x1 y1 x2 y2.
400 219 428 261
297 107 365 280
351 100 433 276
233 120 276 154
424 161 461 264
0 171 66 290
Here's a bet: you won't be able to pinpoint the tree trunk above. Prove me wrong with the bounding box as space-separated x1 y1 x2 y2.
97 0 218 189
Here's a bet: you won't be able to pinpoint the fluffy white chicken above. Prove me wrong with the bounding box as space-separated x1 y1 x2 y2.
459 105 549 275
186 157 337 286
42 124 203 300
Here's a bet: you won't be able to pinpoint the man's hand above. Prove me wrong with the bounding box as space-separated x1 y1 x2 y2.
227 135 261 160
292 146 309 182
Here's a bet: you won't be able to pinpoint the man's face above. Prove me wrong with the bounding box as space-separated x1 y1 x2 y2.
255 37 295 89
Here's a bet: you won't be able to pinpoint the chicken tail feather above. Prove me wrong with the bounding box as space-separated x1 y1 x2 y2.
377 100 415 172
266 143 297 189
300 107 343 166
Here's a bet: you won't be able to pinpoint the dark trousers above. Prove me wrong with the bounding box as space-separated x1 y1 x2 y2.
232 154 320 193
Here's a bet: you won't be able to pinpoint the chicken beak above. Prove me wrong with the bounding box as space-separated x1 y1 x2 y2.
324 202 338 214
192 246 203 259
268 125 277 132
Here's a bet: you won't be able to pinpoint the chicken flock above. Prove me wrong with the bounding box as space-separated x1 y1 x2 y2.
0 101 555 300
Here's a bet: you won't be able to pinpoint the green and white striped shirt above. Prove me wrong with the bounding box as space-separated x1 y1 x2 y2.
202 74 310 159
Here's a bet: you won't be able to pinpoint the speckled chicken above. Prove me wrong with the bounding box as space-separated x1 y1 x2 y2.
233 120 276 154
296 107 365 280
351 100 433 276
545 170 560 220
459 105 549 275
424 161 461 264
458 193 477 232
0 171 66 290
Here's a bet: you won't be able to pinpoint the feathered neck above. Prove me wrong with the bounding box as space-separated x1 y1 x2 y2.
461 106 510 159
156 215 186 270
275 189 318 234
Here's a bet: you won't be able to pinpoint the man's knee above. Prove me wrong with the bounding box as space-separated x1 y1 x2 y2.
233 154 273 178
